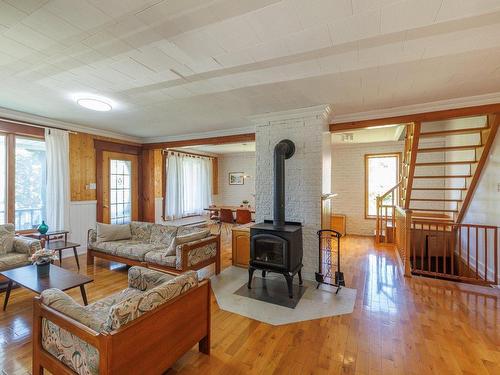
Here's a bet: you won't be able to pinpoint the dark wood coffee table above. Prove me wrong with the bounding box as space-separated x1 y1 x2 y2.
0 264 93 311
45 240 81 270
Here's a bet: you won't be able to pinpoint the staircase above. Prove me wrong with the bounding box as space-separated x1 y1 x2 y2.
376 114 499 285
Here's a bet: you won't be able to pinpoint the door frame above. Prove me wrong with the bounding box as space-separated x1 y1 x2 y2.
94 140 142 223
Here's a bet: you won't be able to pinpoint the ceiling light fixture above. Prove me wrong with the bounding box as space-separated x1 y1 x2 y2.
76 96 113 112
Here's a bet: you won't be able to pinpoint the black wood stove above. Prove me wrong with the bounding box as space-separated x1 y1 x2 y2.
248 139 303 298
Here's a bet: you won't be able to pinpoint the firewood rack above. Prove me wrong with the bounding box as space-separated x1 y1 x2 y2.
316 229 345 294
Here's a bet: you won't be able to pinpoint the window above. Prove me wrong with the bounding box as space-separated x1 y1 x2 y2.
15 137 46 230
365 153 399 218
165 153 212 219
0 135 5 224
110 159 132 224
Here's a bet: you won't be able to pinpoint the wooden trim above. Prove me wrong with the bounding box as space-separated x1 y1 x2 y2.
457 114 499 223
405 122 420 209
143 133 255 150
94 140 143 222
417 144 479 153
329 103 500 131
364 153 400 219
6 134 15 224
0 120 45 138
94 139 142 155
419 127 489 137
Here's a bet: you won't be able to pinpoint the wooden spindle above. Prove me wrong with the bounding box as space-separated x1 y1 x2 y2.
494 227 498 285
484 228 488 282
476 226 479 279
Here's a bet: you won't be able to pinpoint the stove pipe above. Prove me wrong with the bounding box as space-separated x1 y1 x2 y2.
273 139 295 228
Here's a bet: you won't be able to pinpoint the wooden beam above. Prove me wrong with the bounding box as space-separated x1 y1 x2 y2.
330 103 500 132
404 122 420 209
457 114 499 223
94 139 142 155
143 133 256 150
0 120 45 138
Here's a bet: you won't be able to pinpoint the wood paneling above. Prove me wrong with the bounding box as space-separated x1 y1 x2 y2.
141 148 163 222
330 103 500 131
69 133 96 201
0 120 44 138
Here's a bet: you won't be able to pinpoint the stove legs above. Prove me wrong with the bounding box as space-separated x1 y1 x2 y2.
247 266 256 289
298 270 303 285
284 274 294 299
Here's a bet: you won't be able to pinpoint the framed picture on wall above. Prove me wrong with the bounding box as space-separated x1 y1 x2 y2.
229 172 245 185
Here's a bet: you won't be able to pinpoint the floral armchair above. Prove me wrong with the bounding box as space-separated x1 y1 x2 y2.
33 267 211 375
0 224 42 272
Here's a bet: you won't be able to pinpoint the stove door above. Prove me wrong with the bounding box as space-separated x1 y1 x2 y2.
250 233 288 270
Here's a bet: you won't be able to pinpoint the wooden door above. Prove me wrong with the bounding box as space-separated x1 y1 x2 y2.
101 151 139 224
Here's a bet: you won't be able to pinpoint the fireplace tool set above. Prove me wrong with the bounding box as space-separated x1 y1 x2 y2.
315 229 345 294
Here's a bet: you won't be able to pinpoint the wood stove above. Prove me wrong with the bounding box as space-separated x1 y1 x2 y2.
248 140 303 298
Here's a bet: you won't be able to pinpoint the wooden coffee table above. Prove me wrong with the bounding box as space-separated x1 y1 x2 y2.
45 240 81 270
0 264 93 311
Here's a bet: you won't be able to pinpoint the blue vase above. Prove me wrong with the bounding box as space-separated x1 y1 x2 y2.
37 221 49 234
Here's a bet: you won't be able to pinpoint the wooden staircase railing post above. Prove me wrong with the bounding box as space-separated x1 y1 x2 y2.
404 122 421 209
404 209 413 277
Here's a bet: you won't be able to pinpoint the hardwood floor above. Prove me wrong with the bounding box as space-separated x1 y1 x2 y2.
1 234 499 374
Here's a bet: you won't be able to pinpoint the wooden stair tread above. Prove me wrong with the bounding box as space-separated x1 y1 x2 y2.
415 160 476 166
410 198 462 202
417 145 481 152
412 187 467 190
419 127 488 137
410 208 458 212
413 175 471 179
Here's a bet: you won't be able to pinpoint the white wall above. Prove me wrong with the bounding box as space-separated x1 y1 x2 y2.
331 141 404 236
67 200 96 257
213 152 256 207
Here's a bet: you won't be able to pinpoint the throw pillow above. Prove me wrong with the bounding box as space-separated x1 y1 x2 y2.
150 224 178 247
166 228 210 256
0 224 15 255
96 223 132 242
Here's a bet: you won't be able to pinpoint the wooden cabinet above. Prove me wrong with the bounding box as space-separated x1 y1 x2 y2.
232 225 251 268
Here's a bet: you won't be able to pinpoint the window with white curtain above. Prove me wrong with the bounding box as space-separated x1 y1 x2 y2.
0 135 5 224
165 152 212 220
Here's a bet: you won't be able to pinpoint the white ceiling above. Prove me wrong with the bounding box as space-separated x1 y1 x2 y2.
1 0 500 141
187 142 256 154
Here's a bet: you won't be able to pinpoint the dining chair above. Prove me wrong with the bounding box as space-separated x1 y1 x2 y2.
219 208 235 236
236 209 252 224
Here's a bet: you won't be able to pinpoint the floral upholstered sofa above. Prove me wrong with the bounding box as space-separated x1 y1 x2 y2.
0 224 42 272
87 221 221 274
32 266 211 375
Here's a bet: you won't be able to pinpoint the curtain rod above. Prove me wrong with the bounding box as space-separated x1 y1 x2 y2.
0 117 78 134
163 148 215 159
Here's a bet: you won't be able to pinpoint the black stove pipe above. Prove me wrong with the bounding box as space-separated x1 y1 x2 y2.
273 139 295 228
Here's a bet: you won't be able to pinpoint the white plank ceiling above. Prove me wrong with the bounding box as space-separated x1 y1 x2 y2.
0 0 500 140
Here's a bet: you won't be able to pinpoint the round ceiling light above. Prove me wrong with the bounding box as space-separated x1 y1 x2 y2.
76 97 112 112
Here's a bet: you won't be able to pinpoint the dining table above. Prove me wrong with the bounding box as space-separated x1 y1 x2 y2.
204 206 256 213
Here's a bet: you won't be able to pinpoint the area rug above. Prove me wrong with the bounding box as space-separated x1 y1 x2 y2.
210 266 357 325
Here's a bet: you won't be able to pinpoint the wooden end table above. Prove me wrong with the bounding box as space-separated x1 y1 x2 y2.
26 230 70 247
45 240 81 270
0 264 93 311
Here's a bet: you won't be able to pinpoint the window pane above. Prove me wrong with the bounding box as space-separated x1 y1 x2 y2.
366 155 398 217
110 159 132 224
0 135 6 225
15 137 46 230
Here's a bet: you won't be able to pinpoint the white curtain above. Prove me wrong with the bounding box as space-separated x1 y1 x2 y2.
165 152 212 220
45 129 70 231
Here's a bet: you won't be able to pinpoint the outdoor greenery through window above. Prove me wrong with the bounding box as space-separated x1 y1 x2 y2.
365 153 399 218
110 159 132 224
15 137 46 230
0 135 5 224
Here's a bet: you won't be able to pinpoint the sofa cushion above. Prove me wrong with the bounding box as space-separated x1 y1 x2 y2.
105 271 198 330
0 224 15 255
144 251 177 268
166 228 210 256
0 252 30 271
85 287 142 322
150 224 177 248
130 222 153 241
96 223 131 242
177 224 209 236
91 240 144 255
114 242 163 261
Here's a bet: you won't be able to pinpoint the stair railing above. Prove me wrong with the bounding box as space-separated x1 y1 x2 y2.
375 180 402 244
